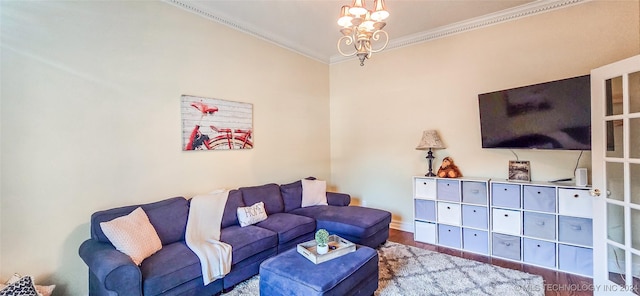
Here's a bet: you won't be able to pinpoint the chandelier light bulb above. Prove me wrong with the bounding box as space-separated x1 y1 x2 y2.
337 5 353 27
349 0 368 17
371 0 389 21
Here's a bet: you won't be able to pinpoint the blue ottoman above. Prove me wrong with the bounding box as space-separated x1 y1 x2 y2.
259 245 378 296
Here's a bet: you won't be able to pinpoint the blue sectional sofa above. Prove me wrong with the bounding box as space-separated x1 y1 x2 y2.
78 179 392 296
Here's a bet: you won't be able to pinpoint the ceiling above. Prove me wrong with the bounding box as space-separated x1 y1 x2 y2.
167 0 584 64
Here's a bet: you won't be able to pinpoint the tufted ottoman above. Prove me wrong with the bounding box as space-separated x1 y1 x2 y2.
259 245 378 296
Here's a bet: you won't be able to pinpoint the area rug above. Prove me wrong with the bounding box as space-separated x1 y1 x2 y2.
222 241 544 296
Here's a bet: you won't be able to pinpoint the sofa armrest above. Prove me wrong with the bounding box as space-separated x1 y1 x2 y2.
327 192 350 206
79 239 142 295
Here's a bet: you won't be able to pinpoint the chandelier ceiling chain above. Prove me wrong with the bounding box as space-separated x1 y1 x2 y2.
337 0 390 66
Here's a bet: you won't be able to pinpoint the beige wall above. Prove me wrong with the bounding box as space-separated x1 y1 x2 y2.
329 1 640 229
0 1 329 294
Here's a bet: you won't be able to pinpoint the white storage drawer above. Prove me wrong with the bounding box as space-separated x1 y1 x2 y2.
492 233 521 261
558 244 593 276
437 202 461 226
492 208 521 235
492 183 521 208
437 179 460 202
415 221 437 244
463 228 489 255
558 188 592 218
415 199 436 221
523 186 556 213
462 181 487 205
438 224 461 249
523 238 556 268
462 205 488 229
415 178 437 200
558 216 593 246
523 212 556 240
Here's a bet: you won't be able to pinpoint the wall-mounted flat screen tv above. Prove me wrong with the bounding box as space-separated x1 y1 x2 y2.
478 75 591 150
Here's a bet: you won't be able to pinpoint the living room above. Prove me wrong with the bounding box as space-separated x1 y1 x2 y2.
1 0 639 295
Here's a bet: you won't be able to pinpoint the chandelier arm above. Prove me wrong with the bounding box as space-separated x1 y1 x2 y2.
337 35 358 57
369 30 389 53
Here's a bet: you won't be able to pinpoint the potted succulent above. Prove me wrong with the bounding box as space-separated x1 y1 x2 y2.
315 229 330 255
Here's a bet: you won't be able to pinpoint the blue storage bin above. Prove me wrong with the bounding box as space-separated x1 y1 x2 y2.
558 244 593 276
462 181 487 205
463 228 489 255
523 212 556 240
415 199 436 221
523 238 556 268
437 179 460 202
492 233 521 260
492 183 521 208
462 205 488 229
438 224 461 249
523 186 557 213
558 216 593 246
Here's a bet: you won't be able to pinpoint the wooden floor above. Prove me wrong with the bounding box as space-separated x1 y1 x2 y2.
388 228 594 296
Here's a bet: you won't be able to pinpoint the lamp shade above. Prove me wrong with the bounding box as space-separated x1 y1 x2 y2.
415 130 446 150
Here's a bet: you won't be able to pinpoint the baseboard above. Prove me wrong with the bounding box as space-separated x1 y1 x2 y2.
390 220 413 233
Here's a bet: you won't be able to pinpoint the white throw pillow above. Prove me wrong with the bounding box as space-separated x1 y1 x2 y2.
3 274 55 296
237 202 268 227
100 207 162 265
301 179 328 207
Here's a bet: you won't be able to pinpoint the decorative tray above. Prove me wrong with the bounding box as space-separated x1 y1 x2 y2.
296 235 356 264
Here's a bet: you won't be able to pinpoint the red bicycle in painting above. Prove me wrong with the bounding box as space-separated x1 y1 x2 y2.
185 102 253 150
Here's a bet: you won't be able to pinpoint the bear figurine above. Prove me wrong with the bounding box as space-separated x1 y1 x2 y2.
437 157 462 178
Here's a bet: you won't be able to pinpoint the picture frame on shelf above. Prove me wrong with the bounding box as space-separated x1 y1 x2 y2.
508 160 531 182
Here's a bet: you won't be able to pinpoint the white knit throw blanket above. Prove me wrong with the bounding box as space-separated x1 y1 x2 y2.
186 190 233 285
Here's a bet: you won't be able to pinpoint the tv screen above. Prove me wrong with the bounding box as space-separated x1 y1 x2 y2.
478 75 591 150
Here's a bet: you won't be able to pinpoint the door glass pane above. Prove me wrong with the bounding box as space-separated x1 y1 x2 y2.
608 244 626 286
630 71 640 114
607 162 625 201
633 208 640 251
632 253 640 295
607 76 623 116
608 203 625 244
632 118 640 158
633 163 640 205
606 120 624 158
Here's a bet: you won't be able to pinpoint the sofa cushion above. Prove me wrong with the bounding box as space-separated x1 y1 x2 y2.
256 213 316 244
239 183 284 215
221 189 244 228
290 206 391 239
221 225 278 264
91 197 189 246
280 180 303 212
140 242 201 296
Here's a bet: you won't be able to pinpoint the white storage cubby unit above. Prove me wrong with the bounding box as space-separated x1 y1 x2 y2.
413 176 595 277
489 180 594 277
413 176 491 255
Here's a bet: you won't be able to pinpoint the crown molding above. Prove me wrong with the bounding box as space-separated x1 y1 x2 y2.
330 0 587 64
165 0 328 64
165 0 587 65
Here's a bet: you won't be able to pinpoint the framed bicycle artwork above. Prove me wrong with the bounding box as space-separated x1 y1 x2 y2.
181 95 253 151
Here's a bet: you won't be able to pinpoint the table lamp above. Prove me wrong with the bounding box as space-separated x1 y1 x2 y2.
415 130 446 177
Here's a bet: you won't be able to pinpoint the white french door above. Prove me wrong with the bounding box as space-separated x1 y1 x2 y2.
591 55 640 295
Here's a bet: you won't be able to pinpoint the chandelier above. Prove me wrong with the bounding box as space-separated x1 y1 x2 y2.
337 0 390 66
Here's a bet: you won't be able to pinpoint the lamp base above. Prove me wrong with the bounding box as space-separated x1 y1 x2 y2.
425 148 437 177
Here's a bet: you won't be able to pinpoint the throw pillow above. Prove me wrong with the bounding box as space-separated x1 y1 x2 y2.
237 202 268 227
301 179 328 207
100 207 162 265
0 275 38 296
3 273 55 296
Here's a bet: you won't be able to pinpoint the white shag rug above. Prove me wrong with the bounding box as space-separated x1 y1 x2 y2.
223 241 545 296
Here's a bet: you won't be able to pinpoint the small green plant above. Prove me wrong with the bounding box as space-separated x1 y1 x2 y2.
315 229 329 247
